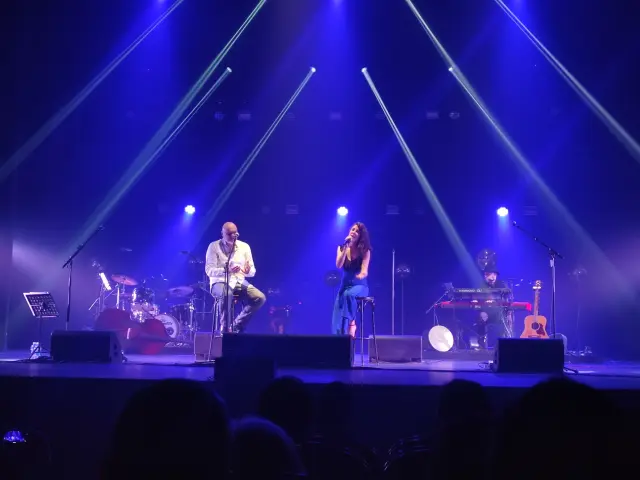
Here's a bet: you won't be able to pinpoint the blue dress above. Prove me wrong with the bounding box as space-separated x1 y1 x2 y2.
331 250 369 334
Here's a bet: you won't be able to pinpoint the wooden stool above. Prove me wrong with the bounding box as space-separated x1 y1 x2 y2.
356 296 379 366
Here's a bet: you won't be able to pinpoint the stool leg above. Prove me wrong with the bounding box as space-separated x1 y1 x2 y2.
351 334 355 366
207 298 219 361
360 301 365 367
371 305 379 364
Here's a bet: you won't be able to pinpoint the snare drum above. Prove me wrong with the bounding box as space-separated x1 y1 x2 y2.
155 313 180 339
131 304 159 323
132 287 156 313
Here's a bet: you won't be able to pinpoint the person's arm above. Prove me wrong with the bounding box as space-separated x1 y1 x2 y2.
242 244 257 277
356 250 371 280
336 246 348 269
205 242 226 278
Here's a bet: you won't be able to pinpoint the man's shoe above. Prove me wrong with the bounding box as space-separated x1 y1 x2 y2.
232 323 245 334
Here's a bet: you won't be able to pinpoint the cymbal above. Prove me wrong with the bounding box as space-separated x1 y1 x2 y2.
167 286 194 298
111 274 138 286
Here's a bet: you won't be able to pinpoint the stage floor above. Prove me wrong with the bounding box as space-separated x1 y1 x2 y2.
2 350 640 391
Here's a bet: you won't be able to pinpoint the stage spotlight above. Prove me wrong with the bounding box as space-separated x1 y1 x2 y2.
184 205 196 214
337 206 348 216
310 66 316 73
361 67 367 73
497 207 509 217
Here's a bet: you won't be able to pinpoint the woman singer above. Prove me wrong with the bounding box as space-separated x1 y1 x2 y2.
331 222 372 336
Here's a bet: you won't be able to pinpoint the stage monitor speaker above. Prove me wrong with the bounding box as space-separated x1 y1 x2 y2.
194 332 223 362
369 335 422 363
493 338 564 374
50 330 123 363
222 334 352 369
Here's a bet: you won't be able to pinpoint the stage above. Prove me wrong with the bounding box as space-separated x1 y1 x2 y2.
3 349 640 478
3 350 640 387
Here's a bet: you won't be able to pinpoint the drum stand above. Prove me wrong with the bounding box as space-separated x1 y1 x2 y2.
115 284 127 310
88 281 114 322
426 292 466 350
186 298 196 340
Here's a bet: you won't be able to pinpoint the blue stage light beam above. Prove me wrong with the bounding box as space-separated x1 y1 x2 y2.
0 0 185 183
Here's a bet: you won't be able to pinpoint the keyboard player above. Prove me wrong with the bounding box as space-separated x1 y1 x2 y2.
475 262 513 348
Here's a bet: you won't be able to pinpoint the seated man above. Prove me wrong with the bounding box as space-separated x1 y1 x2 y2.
205 222 266 333
474 262 513 348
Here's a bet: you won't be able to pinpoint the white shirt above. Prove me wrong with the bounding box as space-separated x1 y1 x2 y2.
205 239 257 289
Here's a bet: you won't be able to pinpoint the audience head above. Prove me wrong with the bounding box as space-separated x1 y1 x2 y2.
496 377 629 478
258 376 312 445
438 379 492 428
231 416 304 480
103 379 230 479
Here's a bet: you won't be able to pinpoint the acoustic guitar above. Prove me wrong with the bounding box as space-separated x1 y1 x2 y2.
520 280 549 339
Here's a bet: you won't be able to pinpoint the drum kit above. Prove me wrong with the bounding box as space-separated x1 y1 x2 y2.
91 272 209 344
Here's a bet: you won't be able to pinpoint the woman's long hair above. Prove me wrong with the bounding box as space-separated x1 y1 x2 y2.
353 222 372 254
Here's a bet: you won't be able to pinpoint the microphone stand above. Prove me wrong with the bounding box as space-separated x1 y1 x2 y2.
61 226 104 331
223 237 237 333
512 222 576 374
391 249 396 335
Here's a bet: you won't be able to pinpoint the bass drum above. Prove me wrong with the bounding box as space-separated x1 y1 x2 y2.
95 308 141 345
428 325 454 352
155 313 180 339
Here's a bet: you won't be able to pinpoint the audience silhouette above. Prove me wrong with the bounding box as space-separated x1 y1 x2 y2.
4 374 639 479
102 379 230 479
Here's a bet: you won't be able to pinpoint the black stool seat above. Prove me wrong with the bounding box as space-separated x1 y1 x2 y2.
355 296 375 304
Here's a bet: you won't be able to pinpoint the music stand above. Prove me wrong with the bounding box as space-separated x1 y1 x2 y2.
23 292 60 360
